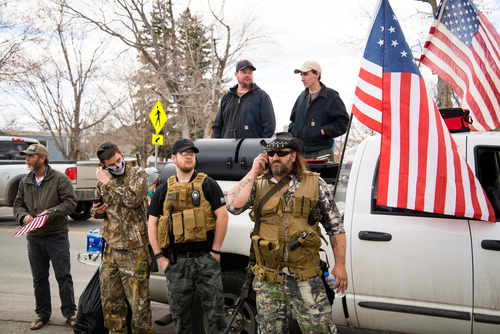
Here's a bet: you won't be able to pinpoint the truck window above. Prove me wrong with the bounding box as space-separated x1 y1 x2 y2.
476 147 500 218
371 161 461 219
0 142 29 160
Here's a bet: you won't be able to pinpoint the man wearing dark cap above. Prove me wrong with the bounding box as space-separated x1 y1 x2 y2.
212 59 276 138
227 132 347 334
92 142 153 334
13 144 77 330
289 60 349 160
148 138 229 334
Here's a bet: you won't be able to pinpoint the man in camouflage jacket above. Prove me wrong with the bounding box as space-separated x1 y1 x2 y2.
227 132 348 334
91 142 153 334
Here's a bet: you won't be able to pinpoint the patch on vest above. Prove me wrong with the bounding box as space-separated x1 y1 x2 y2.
167 192 177 200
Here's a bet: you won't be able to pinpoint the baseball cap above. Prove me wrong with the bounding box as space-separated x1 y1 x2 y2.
144 167 159 185
171 138 200 155
294 60 322 74
20 144 50 156
236 60 256 72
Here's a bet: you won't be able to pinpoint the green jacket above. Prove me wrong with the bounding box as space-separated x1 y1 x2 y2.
13 165 77 237
91 163 149 250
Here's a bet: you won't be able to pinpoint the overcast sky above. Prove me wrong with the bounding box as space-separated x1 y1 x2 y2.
2 0 500 134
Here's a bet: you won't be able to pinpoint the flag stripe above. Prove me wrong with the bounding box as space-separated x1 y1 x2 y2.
13 215 48 237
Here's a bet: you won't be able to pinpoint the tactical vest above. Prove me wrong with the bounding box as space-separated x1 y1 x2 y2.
157 173 215 248
250 171 323 283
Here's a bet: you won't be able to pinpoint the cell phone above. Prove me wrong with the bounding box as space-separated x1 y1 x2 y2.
91 197 103 205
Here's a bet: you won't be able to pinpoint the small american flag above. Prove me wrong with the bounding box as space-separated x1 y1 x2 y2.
352 0 495 222
13 214 49 237
420 0 500 131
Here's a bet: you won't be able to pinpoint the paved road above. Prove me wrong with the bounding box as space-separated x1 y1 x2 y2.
0 207 396 334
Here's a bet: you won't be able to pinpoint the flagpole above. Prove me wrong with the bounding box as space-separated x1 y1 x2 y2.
332 113 354 198
436 0 448 22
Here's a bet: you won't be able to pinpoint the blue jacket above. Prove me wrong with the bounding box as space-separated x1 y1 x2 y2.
212 83 275 139
288 82 349 153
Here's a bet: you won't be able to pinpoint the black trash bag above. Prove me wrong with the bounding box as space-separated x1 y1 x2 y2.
73 266 108 334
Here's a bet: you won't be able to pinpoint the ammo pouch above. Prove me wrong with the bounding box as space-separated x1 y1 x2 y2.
157 215 170 249
172 208 207 243
251 235 280 269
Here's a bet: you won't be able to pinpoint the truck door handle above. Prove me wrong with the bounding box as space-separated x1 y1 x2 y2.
358 231 392 242
481 240 500 251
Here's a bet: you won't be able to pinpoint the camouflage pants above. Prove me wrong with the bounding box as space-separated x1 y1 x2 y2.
100 245 153 334
164 252 227 334
253 276 337 334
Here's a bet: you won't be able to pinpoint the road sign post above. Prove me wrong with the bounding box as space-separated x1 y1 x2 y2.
149 100 167 168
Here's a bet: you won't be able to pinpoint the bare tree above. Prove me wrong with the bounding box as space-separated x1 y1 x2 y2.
7 4 127 160
63 0 269 140
0 1 43 81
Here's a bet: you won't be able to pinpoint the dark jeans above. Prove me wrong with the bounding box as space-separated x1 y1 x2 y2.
27 233 76 319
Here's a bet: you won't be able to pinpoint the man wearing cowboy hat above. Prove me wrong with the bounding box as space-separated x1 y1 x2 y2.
227 132 347 334
289 60 349 159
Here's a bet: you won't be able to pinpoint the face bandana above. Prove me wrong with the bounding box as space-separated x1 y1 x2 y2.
105 159 126 176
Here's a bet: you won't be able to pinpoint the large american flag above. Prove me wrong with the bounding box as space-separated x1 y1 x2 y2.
13 214 49 237
352 0 495 222
420 0 500 132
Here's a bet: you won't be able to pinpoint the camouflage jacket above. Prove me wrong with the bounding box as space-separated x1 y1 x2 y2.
228 173 345 235
92 163 149 250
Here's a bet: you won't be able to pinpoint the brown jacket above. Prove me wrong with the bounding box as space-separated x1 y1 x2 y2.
13 165 77 237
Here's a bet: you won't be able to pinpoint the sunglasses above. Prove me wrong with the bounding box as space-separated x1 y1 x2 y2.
266 150 294 157
97 143 117 157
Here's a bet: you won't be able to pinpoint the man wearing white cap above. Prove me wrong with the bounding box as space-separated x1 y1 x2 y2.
288 60 349 159
212 59 276 139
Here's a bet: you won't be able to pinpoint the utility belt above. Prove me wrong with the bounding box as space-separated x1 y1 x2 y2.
251 263 323 284
175 251 208 259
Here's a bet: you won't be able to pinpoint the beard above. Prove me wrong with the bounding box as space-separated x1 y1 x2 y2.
237 79 252 90
270 155 293 177
178 161 196 174
27 161 42 172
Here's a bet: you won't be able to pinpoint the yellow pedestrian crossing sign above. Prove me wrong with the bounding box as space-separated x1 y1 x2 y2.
152 134 163 146
149 100 167 134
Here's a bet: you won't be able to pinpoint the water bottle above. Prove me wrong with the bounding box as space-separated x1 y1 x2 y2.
87 229 103 253
324 272 345 298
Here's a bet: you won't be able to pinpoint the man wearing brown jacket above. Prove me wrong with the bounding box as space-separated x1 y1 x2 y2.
13 143 77 330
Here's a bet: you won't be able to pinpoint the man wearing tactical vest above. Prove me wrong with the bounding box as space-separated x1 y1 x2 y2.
227 132 347 334
148 138 229 334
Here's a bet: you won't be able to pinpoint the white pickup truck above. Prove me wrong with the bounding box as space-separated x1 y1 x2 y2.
0 136 97 221
80 132 500 334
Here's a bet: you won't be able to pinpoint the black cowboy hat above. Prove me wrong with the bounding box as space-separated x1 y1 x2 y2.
260 132 304 154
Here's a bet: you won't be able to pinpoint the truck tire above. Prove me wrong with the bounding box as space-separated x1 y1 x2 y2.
70 201 92 221
192 270 258 334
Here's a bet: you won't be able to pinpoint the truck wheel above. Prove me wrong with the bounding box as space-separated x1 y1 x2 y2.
192 270 258 334
70 201 92 221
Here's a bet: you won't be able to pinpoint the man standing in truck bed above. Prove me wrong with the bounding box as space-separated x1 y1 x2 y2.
212 59 276 139
13 143 77 330
288 61 349 159
148 138 229 334
227 132 348 334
